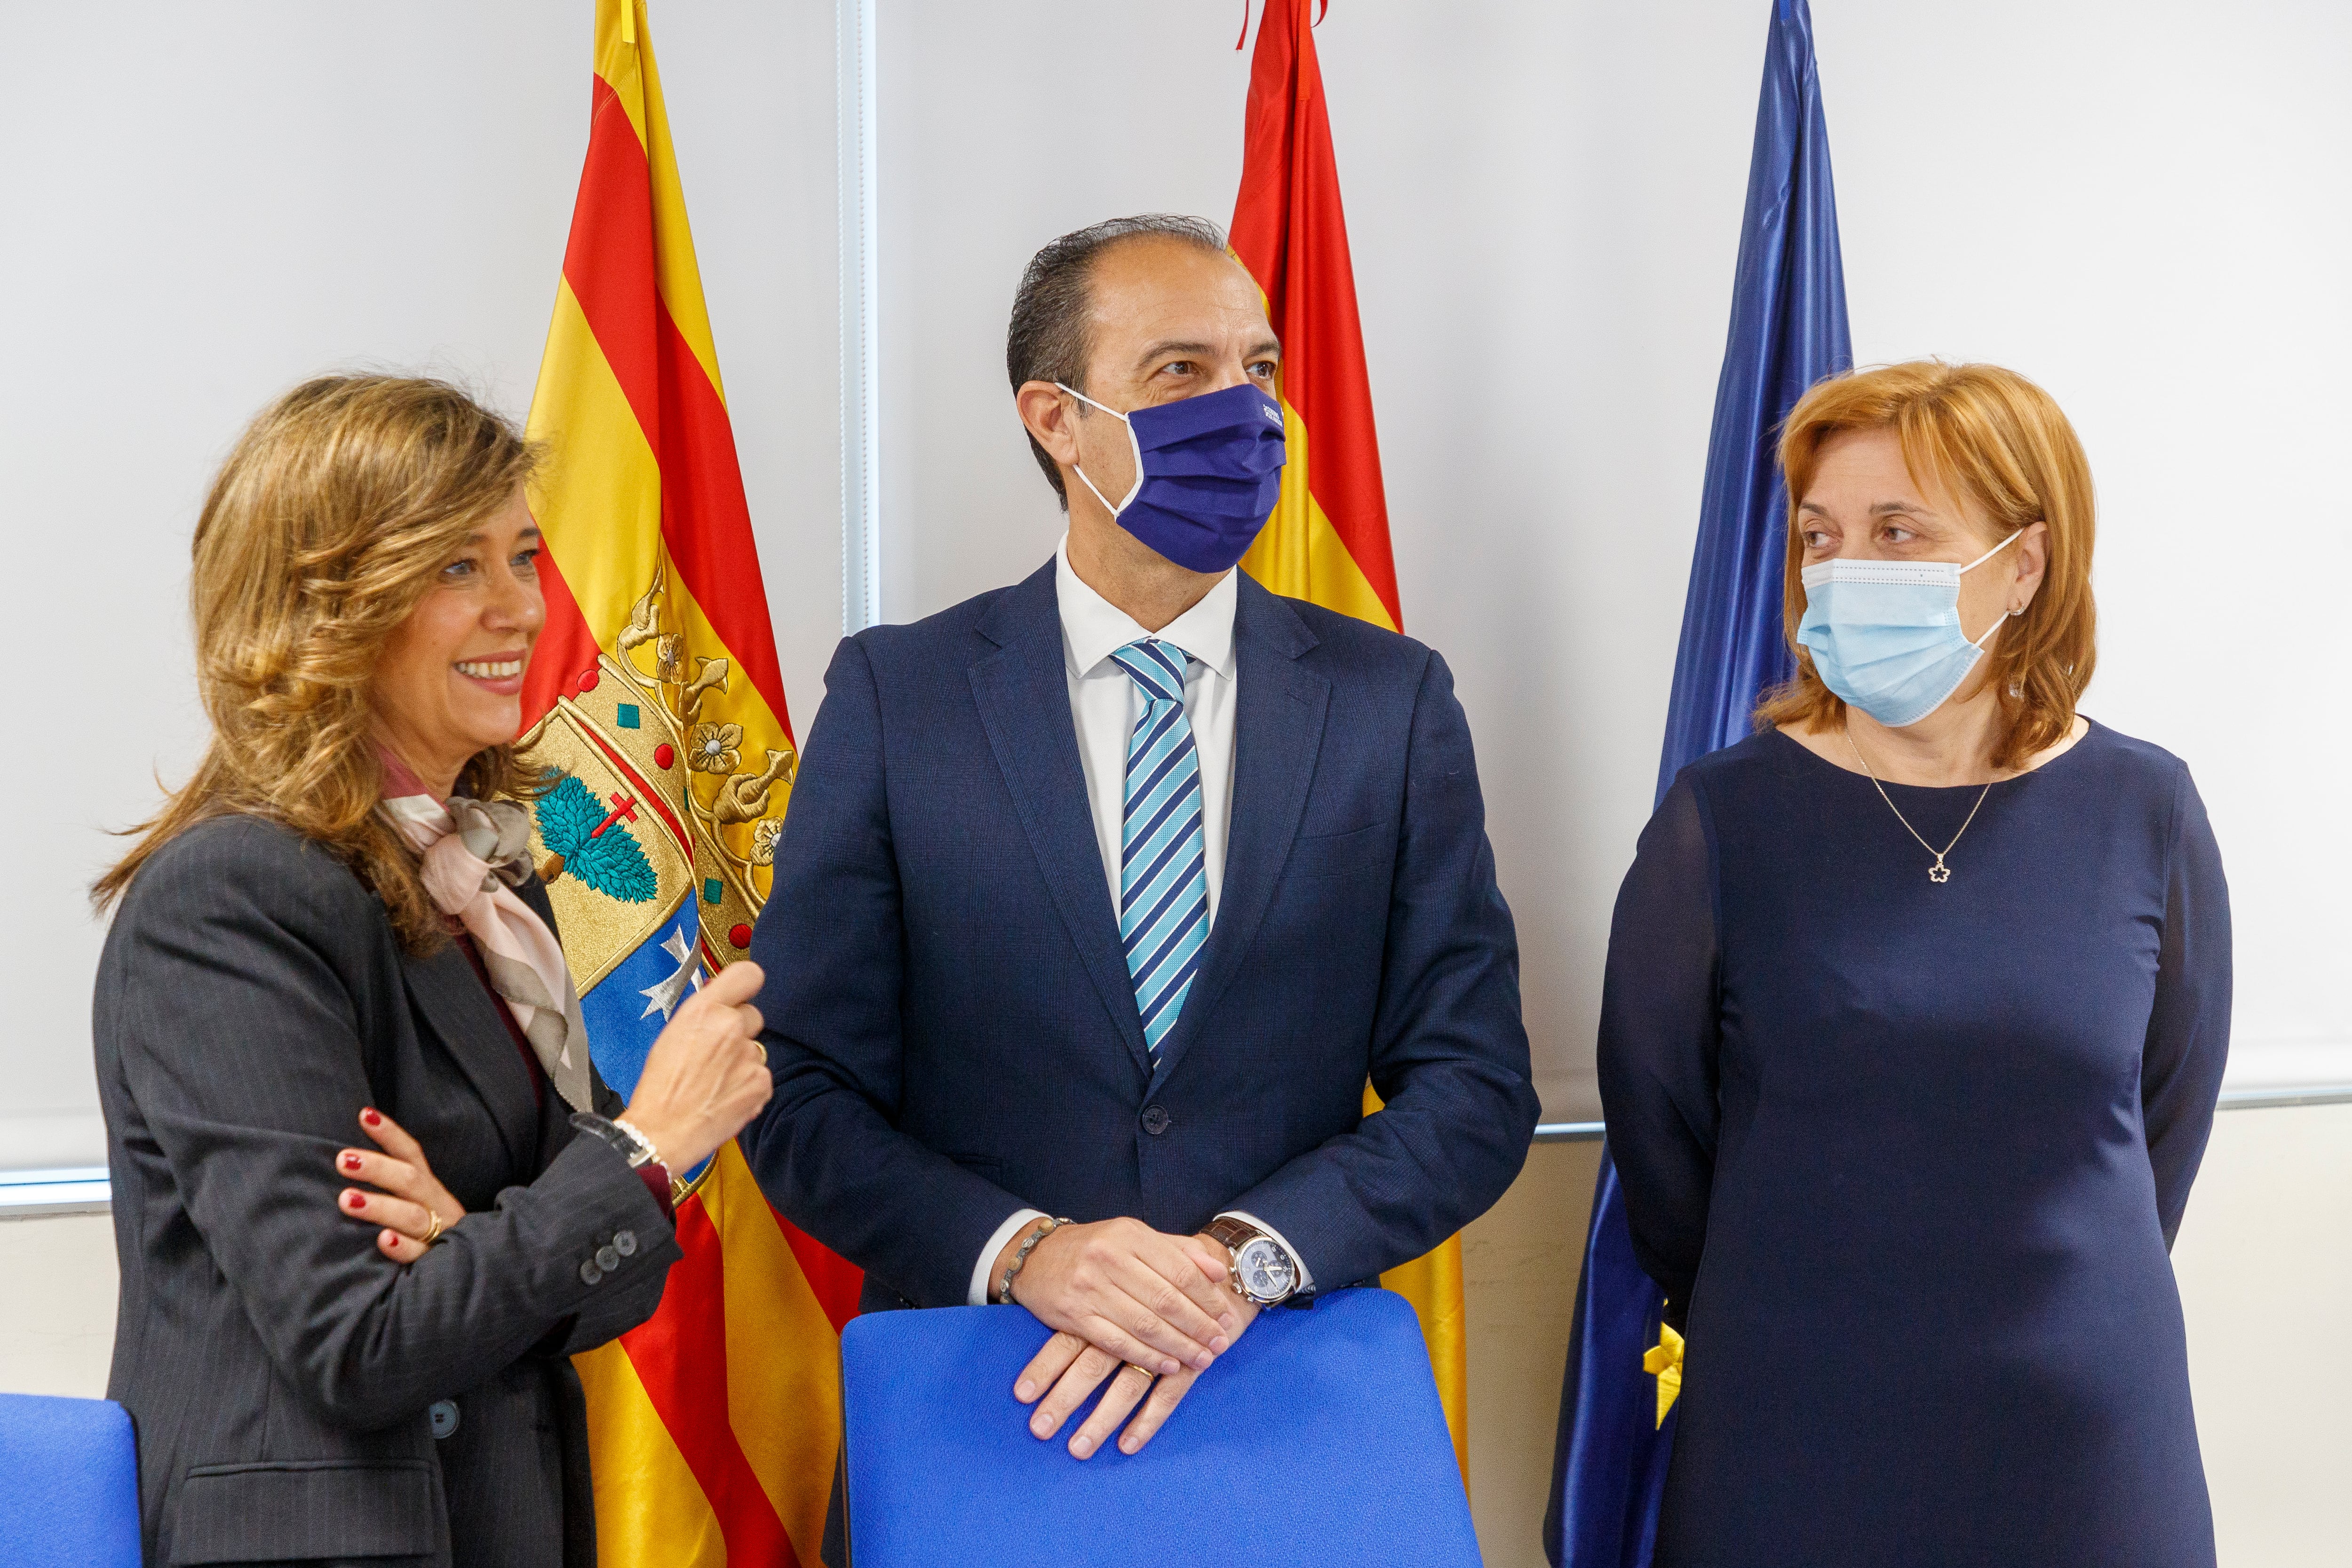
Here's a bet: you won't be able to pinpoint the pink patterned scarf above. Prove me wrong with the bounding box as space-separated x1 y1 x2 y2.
378 751 592 1111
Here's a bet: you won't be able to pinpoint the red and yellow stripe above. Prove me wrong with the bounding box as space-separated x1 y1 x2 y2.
1231 0 1469 1481
523 4 858 1562
1231 0 1401 635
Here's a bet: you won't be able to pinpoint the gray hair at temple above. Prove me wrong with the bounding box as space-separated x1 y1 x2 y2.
1005 214 1230 505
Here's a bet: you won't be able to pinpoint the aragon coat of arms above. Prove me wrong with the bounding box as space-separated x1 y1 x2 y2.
518 564 793 1005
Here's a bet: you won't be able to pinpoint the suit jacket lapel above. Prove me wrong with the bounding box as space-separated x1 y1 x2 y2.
1149 577 1327 1087
970 563 1154 1080
402 939 541 1175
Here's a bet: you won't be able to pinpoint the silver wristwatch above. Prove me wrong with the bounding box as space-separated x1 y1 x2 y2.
1204 1216 1301 1306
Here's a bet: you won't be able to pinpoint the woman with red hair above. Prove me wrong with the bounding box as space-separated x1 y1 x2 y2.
1599 361 2228 1567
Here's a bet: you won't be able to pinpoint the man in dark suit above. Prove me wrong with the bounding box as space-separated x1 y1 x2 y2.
743 213 1537 1465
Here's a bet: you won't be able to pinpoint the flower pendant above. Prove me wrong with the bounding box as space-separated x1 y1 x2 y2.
1928 860 1952 884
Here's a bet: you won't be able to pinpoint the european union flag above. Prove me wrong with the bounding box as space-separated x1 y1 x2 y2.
1545 2 1850 1562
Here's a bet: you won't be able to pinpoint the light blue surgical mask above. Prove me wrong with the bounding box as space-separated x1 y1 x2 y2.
1796 532 2021 728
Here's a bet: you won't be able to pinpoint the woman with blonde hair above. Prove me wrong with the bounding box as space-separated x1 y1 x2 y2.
1598 361 2228 1566
94 375 773 1568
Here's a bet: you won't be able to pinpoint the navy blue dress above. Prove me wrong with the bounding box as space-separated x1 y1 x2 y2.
1597 721 2230 1568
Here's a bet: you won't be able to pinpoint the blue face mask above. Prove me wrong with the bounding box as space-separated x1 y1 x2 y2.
1056 381 1288 574
1796 531 2021 728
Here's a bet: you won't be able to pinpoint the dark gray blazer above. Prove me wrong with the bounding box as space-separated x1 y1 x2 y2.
94 814 682 1568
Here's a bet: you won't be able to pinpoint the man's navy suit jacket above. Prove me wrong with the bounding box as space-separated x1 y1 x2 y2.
743 559 1539 1313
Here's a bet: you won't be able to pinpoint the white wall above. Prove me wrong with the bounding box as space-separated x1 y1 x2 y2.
1821 1 2352 1095
874 0 2352 1119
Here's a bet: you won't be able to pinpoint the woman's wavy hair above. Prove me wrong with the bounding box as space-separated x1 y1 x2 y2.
95 374 539 951
1755 360 2098 770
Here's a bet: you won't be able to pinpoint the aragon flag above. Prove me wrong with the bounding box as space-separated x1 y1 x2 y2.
517 3 859 1564
1230 0 1470 1483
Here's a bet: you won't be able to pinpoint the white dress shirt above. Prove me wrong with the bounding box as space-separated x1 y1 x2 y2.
964 538 1312 1305
1057 536 1240 923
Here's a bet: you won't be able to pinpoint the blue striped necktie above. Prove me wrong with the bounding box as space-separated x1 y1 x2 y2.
1109 638 1210 1068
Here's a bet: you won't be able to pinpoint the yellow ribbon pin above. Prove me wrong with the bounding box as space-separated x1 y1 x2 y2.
1642 1322 1685 1428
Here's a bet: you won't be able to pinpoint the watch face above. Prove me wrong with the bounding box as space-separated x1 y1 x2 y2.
1235 1237 1296 1302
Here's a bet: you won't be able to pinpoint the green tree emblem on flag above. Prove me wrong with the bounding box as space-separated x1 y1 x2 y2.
534 771 658 904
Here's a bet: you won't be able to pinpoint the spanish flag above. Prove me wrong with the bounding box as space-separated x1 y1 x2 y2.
1230 0 1469 1481
518 3 858 1563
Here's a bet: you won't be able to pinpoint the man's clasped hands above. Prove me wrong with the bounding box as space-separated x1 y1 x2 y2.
994 1216 1261 1459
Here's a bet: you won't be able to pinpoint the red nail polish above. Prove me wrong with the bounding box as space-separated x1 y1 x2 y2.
361 1109 382 1127
341 1154 362 1171
343 1191 363 1209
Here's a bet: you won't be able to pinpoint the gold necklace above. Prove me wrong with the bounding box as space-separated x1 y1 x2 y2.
1842 725 1995 884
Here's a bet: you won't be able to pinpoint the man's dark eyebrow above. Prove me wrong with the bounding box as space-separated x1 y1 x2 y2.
1129 337 1282 370
1132 339 1216 369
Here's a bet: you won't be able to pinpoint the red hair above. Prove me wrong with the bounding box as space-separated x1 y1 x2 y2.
1756 361 2097 769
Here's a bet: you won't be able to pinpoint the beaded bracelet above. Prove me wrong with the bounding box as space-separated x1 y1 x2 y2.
995 1216 1072 1305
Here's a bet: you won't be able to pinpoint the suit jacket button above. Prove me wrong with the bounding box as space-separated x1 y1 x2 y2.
613 1229 638 1258
580 1258 604 1286
429 1401 460 1440
596 1244 621 1273
1141 1105 1172 1136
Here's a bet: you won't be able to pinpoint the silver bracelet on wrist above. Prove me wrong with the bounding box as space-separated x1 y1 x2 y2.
570 1112 655 1168
995 1216 1071 1305
609 1117 663 1170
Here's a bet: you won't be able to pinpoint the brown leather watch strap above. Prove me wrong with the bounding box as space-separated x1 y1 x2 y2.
1203 1215 1261 1252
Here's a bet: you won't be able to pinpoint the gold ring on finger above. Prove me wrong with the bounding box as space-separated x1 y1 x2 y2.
1123 1363 1157 1380
755 1041 769 1066
421 1210 445 1247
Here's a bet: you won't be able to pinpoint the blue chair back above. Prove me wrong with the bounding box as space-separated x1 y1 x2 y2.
0 1392 141 1568
841 1285 1479 1567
